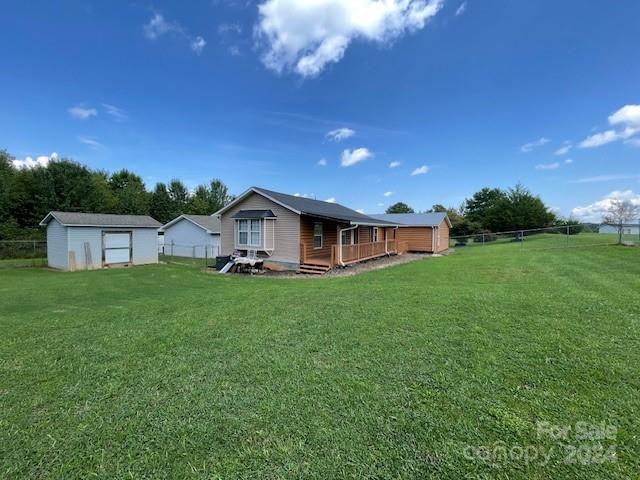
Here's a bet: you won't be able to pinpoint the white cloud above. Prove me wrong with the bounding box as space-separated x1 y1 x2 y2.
608 104 640 128
578 104 640 148
102 103 127 121
256 0 444 77
535 162 560 170
572 190 640 222
326 127 355 141
377 202 384 207
520 137 550 153
411 165 430 175
325 197 337 203
341 147 373 167
578 129 631 148
144 13 205 55
191 36 207 54
626 138 640 147
356 208 365 214
565 158 573 164
294 192 315 198
78 136 103 149
228 45 242 56
389 160 401 168
317 158 327 166
68 105 97 120
12 152 58 169
383 191 393 197
143 13 180 40
572 174 640 184
554 142 572 156
218 23 242 35
455 1 467 16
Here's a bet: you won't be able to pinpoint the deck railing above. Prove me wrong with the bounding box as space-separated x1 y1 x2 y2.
301 239 409 268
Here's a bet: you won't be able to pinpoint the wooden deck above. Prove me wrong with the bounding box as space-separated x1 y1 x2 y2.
299 240 409 273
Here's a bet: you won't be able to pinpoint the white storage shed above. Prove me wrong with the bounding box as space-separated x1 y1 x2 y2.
40 211 161 271
160 214 221 259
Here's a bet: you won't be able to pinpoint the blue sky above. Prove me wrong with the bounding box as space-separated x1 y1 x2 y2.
1 0 639 221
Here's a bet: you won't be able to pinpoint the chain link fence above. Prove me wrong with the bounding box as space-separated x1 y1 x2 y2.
159 241 220 269
449 224 640 251
0 240 47 268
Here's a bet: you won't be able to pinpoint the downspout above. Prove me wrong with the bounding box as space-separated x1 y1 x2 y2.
338 224 358 267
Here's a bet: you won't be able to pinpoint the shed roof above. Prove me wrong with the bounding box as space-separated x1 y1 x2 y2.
369 212 451 227
231 209 277 219
216 187 397 226
40 211 161 228
160 214 221 233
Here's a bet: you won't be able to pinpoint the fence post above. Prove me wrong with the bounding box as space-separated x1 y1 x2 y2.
204 245 208 269
521 231 524 248
171 240 174 257
566 225 570 247
482 233 485 246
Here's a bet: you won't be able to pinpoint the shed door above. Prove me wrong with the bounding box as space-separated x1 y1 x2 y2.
104 232 131 264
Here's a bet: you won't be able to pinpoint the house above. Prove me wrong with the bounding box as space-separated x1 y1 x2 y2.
40 211 161 271
369 213 451 253
215 187 406 273
599 224 639 235
160 214 221 258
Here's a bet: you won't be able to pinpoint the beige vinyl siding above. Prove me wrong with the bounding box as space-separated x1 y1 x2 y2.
220 192 300 264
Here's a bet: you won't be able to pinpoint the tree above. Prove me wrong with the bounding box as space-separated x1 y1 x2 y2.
150 183 173 224
168 179 189 216
427 204 447 213
496 183 556 231
208 179 233 212
603 199 640 244
189 185 212 215
0 150 14 224
386 202 414 214
109 170 149 214
464 187 506 231
464 184 555 232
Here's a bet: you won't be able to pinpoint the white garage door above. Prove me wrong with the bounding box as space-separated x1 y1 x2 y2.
104 232 131 264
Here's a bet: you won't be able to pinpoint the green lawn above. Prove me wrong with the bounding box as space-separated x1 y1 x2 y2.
1 242 639 478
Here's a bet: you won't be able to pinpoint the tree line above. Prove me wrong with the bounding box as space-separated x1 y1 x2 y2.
0 150 233 240
385 184 573 236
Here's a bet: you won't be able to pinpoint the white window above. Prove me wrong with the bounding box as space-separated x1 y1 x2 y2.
250 219 261 246
238 219 262 246
372 227 379 242
313 223 323 249
341 230 354 245
238 220 248 245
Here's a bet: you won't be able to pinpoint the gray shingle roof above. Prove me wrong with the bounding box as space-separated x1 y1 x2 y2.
41 211 161 228
182 215 221 233
369 212 449 227
231 209 277 219
252 187 397 225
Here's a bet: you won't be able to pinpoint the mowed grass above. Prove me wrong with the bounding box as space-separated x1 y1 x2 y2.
1 241 639 478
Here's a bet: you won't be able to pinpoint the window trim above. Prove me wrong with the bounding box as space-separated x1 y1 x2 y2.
372 226 379 243
313 222 323 249
236 218 262 248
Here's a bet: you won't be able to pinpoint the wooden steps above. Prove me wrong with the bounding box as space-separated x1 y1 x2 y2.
298 262 331 275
